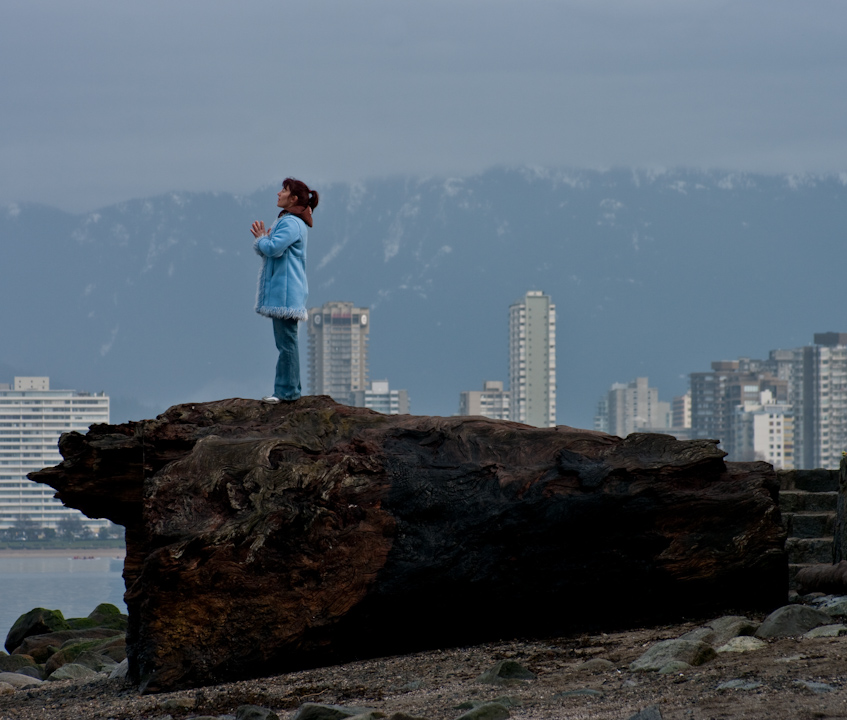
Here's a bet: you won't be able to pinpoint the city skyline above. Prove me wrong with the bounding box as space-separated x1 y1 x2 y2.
594 332 847 470
3 168 844 430
5 328 846 518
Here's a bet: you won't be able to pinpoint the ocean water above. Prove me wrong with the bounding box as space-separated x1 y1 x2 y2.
0 555 127 648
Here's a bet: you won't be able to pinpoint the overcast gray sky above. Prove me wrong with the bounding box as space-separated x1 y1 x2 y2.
3 0 846 212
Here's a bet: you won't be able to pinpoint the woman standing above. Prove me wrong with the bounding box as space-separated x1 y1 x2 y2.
250 178 319 402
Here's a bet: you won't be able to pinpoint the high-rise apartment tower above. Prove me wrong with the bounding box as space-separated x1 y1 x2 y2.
0 377 109 531
509 291 556 428
796 333 847 469
306 301 369 401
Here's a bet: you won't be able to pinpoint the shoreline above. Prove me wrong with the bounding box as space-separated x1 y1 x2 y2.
0 547 125 559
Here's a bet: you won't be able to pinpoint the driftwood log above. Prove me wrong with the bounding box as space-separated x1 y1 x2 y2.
30 396 787 692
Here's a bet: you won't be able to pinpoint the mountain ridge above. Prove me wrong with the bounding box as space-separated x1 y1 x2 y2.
3 166 845 427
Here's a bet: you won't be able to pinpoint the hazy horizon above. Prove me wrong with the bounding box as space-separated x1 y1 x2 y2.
3 1 846 213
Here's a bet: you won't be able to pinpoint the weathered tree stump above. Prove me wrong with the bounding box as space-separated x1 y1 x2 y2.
30 397 786 692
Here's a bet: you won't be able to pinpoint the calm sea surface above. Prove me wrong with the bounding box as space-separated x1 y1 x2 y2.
0 555 127 647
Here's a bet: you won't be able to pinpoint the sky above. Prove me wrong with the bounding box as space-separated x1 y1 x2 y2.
2 0 847 213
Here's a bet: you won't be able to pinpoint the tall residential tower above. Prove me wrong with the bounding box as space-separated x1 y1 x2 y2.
509 291 556 428
306 301 370 402
0 377 109 531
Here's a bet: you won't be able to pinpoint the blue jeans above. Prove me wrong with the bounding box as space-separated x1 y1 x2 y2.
272 318 301 400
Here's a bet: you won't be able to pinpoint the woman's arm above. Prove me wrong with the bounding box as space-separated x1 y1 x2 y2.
253 216 300 258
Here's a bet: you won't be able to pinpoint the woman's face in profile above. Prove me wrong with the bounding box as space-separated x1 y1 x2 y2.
277 186 296 210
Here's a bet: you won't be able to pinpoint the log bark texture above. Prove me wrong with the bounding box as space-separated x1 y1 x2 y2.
30 396 787 692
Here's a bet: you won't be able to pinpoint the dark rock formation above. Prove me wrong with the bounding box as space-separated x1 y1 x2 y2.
5 608 70 654
29 396 787 692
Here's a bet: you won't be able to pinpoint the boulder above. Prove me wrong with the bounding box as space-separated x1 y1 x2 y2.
817 596 847 617
14 666 43 680
657 660 691 674
629 638 717 672
14 628 125 663
109 658 129 679
234 706 279 720
716 636 767 653
803 624 847 638
0 671 41 688
46 662 99 681
0 653 38 673
678 615 759 648
44 637 120 676
293 704 377 720
575 658 615 673
455 704 511 720
475 660 536 685
74 651 119 672
94 635 127 663
755 605 833 638
86 603 129 631
4 608 69 653
29 397 787 692
705 616 760 647
626 708 663 720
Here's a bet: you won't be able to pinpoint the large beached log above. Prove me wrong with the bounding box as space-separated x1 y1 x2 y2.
30 396 786 692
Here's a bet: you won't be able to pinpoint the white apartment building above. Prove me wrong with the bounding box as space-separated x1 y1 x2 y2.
0 377 109 531
673 392 692 430
459 381 510 420
509 291 556 428
349 380 410 415
307 301 370 401
731 390 794 469
798 335 847 469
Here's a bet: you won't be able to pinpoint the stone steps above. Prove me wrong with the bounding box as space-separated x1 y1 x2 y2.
779 490 837 513
785 537 834 564
778 469 840 590
782 511 836 538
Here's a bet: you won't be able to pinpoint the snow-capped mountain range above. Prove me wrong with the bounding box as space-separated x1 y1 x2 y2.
3 166 846 427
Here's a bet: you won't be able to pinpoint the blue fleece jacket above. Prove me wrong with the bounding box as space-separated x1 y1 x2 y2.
253 213 309 321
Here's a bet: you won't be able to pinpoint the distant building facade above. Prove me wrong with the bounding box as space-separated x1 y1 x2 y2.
307 301 369 401
594 377 678 437
459 381 510 420
672 392 692 431
688 333 847 468
791 333 847 469
607 377 669 437
0 377 109 531
731 390 794 469
509 291 556 428
690 358 789 459
350 380 410 415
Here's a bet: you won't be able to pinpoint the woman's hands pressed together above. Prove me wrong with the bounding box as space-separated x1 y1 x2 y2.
250 220 267 238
